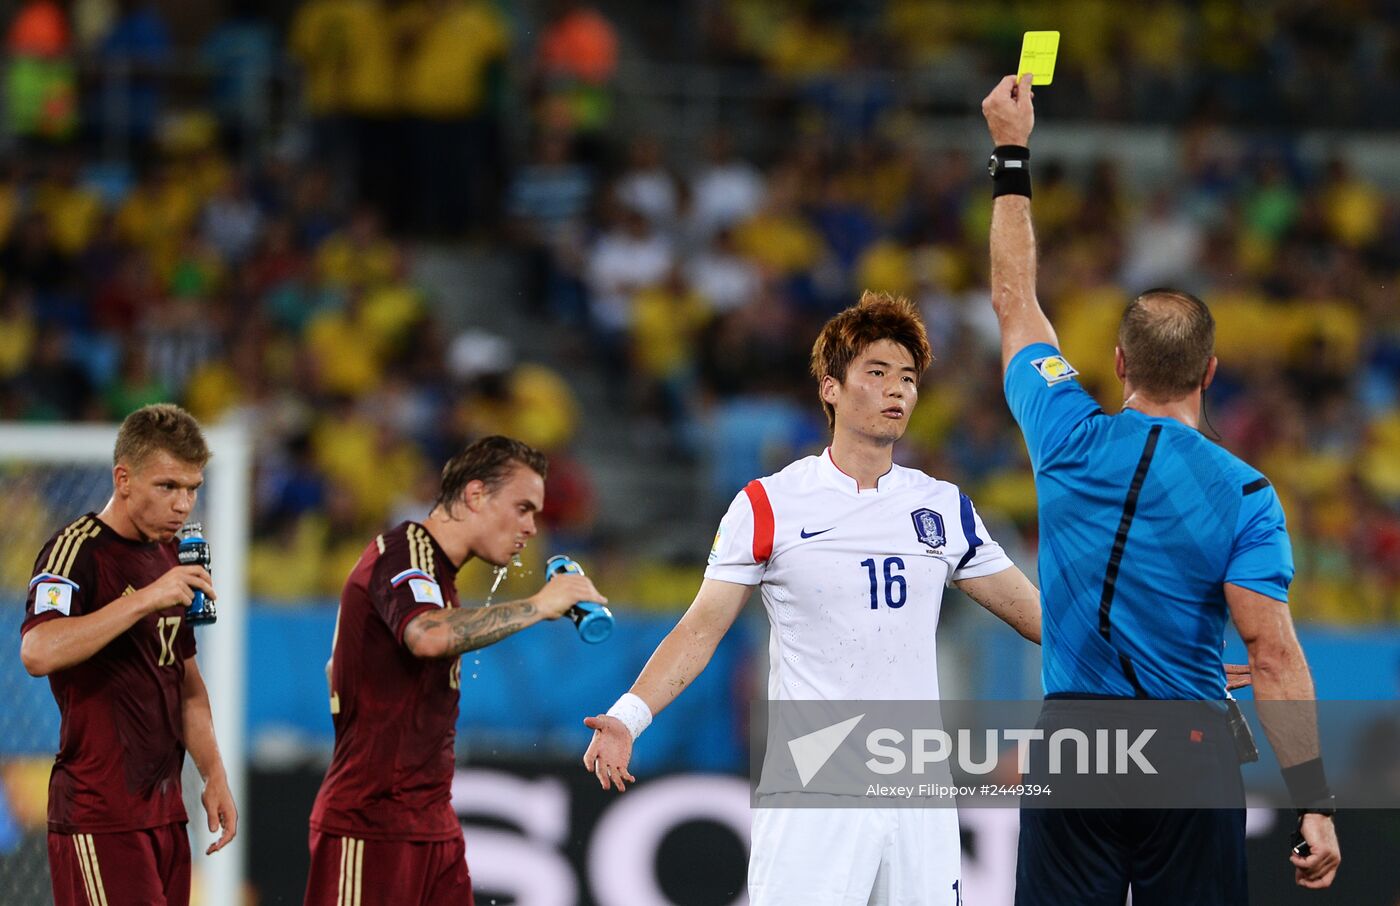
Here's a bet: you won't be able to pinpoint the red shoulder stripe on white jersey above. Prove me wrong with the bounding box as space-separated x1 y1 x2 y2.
743 479 774 563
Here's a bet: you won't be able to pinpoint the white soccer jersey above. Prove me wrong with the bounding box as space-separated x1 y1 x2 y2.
706 448 1011 701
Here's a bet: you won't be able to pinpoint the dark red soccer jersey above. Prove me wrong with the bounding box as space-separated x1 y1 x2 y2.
20 513 197 834
310 521 464 841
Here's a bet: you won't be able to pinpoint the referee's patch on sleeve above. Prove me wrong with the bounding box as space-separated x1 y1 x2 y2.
408 578 444 607
1031 354 1078 385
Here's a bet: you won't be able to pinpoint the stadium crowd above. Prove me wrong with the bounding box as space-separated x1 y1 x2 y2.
0 0 1397 622
704 0 1400 128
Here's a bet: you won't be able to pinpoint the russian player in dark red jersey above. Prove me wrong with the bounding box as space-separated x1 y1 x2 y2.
305 435 605 906
19 403 237 906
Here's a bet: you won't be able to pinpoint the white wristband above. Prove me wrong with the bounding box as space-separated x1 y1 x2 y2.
606 692 653 741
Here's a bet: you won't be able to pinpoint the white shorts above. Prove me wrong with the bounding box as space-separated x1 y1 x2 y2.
749 806 962 906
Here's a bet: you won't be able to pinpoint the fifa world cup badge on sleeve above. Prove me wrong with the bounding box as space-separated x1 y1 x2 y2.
391 568 443 605
1031 354 1079 385
409 577 443 605
31 574 77 615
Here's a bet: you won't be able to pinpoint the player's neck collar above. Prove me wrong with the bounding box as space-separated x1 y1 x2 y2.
822 447 895 493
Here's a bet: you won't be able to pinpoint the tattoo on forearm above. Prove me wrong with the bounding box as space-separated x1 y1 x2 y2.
408 599 539 656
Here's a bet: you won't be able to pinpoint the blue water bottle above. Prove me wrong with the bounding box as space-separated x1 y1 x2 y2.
177 522 217 625
545 554 613 644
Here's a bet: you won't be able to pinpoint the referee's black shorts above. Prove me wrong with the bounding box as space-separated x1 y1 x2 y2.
1014 697 1248 905
1015 807 1247 905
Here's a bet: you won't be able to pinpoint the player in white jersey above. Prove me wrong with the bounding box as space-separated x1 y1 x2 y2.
583 292 1042 905
708 449 1014 702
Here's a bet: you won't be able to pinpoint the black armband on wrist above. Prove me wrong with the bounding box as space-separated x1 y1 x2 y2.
989 145 1032 199
1282 757 1334 811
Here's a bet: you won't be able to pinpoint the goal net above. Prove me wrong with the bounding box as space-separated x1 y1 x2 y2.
0 423 250 906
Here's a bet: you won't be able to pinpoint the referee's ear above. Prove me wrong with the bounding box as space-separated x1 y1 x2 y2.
1113 347 1127 384
1202 356 1218 392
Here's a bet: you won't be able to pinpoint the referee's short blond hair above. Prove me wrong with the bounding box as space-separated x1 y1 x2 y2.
1118 288 1216 399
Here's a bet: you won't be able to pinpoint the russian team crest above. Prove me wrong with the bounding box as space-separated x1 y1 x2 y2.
910 508 946 549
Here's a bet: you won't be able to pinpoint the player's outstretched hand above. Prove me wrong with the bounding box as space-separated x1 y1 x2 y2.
141 566 216 614
532 575 608 621
201 771 239 855
582 715 636 792
981 73 1035 147
1292 813 1340 888
1225 663 1252 691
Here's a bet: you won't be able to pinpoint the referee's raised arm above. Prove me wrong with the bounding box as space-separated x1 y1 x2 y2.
982 74 1059 371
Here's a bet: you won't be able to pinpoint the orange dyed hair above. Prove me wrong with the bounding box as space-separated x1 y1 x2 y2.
809 291 933 429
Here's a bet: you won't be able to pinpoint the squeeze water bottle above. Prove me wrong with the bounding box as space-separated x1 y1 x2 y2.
544 554 613 644
177 522 217 625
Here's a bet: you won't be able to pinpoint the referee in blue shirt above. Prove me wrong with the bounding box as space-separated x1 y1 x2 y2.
980 75 1341 903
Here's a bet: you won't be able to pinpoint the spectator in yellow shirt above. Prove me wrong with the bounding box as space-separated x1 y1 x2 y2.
731 169 826 277
630 267 712 452
33 154 102 255
396 0 509 233
314 207 401 291
289 0 397 219
114 163 200 279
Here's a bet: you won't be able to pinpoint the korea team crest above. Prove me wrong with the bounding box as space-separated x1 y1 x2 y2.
910 508 946 549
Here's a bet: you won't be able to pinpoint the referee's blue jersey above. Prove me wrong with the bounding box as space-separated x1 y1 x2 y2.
1004 342 1294 700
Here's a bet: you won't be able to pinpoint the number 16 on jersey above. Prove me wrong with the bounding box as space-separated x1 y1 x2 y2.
861 557 906 609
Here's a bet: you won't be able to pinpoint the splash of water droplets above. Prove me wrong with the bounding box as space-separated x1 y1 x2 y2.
484 553 527 606
484 566 508 606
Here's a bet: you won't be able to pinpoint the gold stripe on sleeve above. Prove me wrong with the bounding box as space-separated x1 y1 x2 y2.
44 516 93 575
410 525 436 580
406 526 421 574
58 522 102 580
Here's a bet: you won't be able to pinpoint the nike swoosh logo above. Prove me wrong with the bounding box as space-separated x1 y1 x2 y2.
800 527 834 539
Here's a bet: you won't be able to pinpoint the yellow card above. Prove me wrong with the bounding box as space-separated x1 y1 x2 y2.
1018 31 1060 86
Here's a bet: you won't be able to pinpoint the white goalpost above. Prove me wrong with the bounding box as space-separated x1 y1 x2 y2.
0 422 250 906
